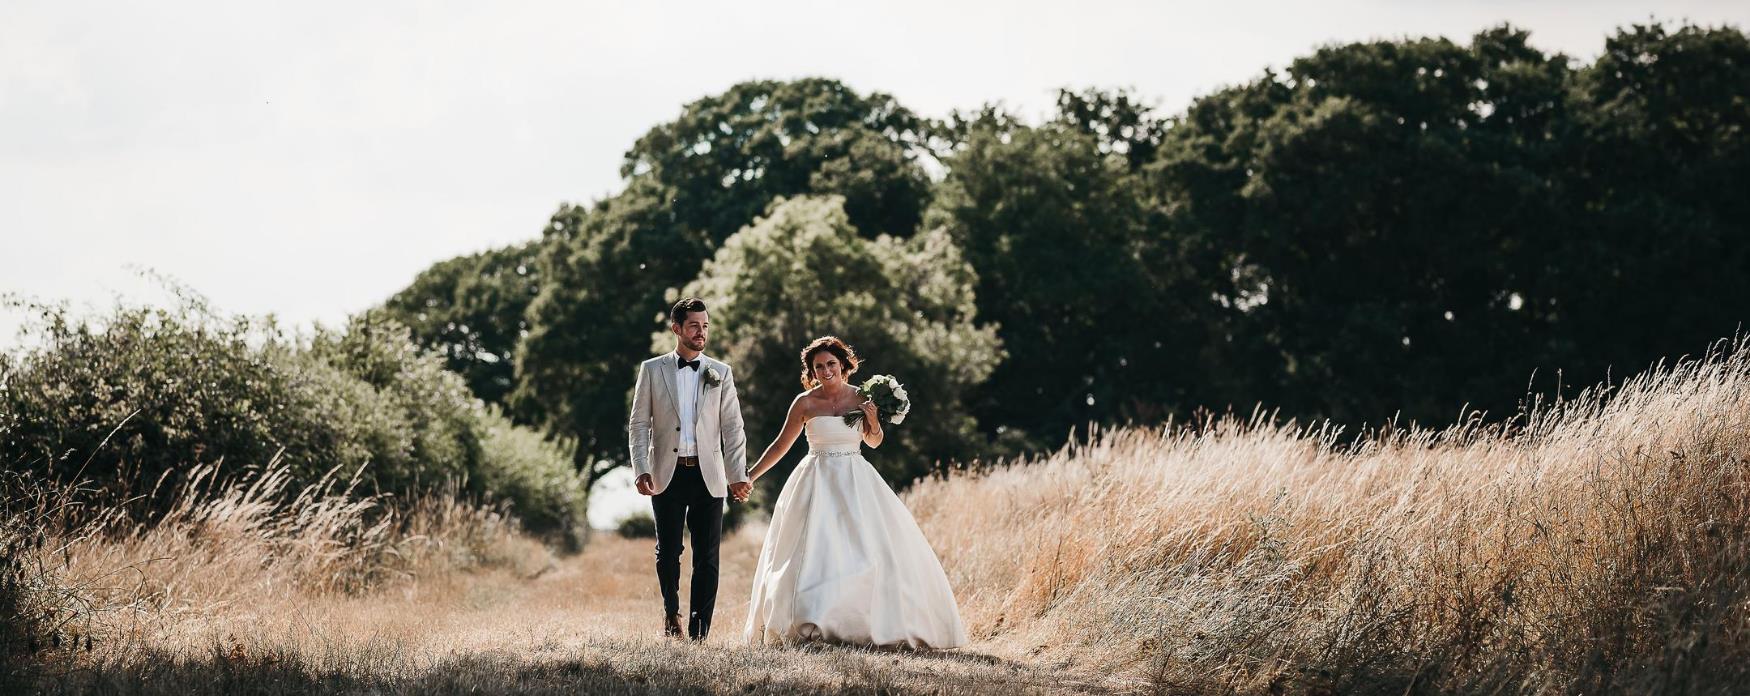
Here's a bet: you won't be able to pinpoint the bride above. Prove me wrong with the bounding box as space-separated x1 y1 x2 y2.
738 336 967 649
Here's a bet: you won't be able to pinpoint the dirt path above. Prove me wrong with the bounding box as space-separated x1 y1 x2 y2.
55 525 1125 695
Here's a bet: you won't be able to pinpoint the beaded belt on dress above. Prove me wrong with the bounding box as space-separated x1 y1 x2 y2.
807 445 860 458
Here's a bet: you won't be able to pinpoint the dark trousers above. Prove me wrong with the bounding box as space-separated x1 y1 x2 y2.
652 462 724 639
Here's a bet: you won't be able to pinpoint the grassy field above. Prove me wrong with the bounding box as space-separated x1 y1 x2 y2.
12 524 1098 694
2 461 1106 694
906 341 1750 693
8 341 1750 694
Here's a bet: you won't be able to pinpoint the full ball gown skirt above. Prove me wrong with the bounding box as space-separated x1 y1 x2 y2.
743 416 968 649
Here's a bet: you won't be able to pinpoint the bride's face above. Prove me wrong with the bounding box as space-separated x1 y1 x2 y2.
811 354 844 387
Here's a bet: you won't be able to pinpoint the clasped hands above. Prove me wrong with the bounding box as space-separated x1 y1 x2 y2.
637 473 753 502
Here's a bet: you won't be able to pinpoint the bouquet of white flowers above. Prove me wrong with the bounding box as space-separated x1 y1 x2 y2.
842 374 911 428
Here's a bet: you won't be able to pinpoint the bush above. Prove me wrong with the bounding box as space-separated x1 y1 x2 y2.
0 300 297 491
0 294 586 536
303 313 486 493
474 410 586 542
671 195 1001 501
615 511 655 538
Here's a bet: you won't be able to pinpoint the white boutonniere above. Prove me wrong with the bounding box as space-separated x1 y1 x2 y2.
703 367 723 387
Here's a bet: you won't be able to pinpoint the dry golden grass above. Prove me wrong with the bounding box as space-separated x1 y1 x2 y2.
10 340 1750 694
910 339 1750 693
4 462 1086 693
1 456 551 663
36 530 1084 695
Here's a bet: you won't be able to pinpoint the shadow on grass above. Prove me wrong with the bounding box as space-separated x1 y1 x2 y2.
20 641 1115 695
773 639 1021 667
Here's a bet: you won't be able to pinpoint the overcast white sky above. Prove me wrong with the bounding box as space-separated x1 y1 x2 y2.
5 1 1747 352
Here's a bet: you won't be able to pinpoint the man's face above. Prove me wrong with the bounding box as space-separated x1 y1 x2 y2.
673 310 708 352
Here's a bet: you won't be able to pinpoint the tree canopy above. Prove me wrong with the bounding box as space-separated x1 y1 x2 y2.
669 195 1000 496
381 22 1750 502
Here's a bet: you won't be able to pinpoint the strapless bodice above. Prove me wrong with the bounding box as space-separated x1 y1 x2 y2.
805 416 862 456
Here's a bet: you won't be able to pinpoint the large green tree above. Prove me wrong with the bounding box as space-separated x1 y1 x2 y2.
1054 87 1168 170
1142 23 1750 428
624 77 936 242
380 240 543 409
1148 26 1578 426
513 79 943 490
512 177 709 489
670 195 1001 498
1532 23 1750 389
383 23 1750 495
926 95 1204 451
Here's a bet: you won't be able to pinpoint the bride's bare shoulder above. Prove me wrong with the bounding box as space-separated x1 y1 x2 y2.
789 390 820 419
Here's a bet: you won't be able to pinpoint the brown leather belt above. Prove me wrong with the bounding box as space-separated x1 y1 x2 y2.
677 456 700 467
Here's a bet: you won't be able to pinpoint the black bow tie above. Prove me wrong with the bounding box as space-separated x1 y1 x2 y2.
678 357 700 371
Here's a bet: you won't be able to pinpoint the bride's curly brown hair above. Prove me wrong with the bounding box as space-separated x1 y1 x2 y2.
799 336 860 389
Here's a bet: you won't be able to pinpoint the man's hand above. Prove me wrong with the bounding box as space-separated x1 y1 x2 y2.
636 473 656 496
728 481 752 502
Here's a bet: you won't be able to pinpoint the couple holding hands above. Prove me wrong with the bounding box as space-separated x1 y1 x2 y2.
628 297 965 649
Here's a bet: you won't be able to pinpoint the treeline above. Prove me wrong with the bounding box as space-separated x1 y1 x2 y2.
378 22 1746 500
0 294 586 540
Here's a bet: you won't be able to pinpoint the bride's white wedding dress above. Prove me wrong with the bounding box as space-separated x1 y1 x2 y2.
743 416 967 649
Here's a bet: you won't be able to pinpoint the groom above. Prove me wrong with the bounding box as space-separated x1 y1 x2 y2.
628 297 753 640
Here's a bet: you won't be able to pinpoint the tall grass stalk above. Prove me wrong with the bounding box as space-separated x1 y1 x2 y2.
909 339 1750 693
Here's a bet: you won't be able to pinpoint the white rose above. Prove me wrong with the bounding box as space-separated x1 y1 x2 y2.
892 385 908 401
889 412 905 425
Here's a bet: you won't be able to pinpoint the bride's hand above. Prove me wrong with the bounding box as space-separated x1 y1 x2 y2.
858 400 878 428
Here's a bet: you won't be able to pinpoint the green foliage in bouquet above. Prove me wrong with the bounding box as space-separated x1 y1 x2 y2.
842 374 911 428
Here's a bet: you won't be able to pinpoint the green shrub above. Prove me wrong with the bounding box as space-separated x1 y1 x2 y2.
615 511 655 539
0 295 586 536
474 409 586 541
303 313 485 493
0 300 294 492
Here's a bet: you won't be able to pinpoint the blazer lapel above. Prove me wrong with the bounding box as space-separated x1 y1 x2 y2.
660 352 680 419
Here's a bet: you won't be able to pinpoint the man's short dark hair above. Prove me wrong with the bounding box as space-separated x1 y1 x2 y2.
670 297 707 326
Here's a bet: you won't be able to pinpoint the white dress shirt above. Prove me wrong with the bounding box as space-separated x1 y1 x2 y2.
676 352 704 457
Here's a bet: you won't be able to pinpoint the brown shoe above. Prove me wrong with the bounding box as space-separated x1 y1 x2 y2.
663 612 683 638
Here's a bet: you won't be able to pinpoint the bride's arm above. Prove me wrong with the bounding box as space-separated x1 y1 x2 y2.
748 396 807 483
858 400 884 448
